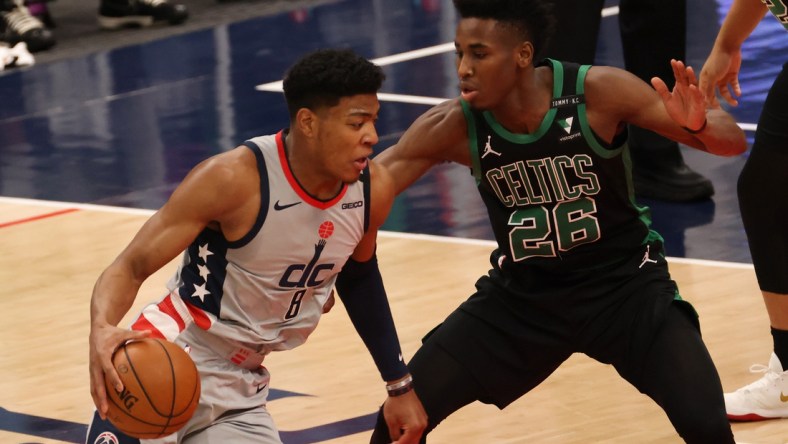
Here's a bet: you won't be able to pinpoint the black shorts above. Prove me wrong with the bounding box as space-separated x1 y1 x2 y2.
738 61 788 293
424 241 699 408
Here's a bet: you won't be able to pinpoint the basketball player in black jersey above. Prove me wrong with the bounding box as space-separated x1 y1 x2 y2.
369 0 747 442
700 0 788 421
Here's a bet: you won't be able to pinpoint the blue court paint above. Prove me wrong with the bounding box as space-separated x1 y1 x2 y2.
0 388 349 444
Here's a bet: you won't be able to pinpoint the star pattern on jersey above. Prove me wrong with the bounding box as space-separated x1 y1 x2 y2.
197 263 210 281
192 282 210 302
192 243 213 301
198 243 214 262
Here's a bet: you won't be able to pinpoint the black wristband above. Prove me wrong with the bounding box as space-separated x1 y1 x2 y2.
682 118 708 134
386 375 414 397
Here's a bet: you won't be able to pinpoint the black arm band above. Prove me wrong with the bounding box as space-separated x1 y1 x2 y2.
335 254 408 381
682 118 708 134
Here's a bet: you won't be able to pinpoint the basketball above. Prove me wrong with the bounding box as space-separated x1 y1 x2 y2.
104 338 201 439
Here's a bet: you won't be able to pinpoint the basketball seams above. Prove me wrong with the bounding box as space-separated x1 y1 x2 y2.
105 338 200 438
124 341 175 419
152 339 177 436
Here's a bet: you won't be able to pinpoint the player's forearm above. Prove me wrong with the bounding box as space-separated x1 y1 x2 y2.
335 255 409 382
692 109 747 156
714 0 768 52
90 264 142 328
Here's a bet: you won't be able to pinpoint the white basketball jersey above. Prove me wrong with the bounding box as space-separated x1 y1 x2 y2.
135 130 369 361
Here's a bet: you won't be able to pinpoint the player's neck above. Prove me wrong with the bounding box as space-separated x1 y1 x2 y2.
284 132 343 200
489 69 552 134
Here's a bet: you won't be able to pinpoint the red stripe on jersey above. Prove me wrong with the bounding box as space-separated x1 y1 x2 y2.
184 301 212 330
131 315 165 339
158 295 186 332
275 130 348 209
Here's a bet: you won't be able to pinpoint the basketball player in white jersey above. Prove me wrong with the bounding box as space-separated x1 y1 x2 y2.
86 48 427 444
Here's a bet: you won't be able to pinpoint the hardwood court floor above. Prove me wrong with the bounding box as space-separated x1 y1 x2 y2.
0 198 785 444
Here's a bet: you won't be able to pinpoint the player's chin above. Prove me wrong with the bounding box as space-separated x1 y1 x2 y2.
464 95 489 110
342 158 368 182
340 167 364 184
342 171 363 184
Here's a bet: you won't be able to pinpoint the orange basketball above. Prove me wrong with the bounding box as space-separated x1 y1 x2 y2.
104 338 201 439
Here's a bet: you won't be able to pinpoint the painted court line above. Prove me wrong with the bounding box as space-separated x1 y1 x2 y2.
0 207 79 229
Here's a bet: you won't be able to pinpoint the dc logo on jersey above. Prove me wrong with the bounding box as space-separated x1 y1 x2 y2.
279 223 336 288
94 432 119 444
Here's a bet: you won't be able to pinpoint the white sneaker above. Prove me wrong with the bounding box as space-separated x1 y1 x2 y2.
0 41 34 71
725 353 788 421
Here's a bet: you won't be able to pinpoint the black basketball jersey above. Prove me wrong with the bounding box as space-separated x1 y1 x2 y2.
462 59 661 277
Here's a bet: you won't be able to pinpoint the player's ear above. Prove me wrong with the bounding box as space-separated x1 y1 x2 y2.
517 41 534 67
295 107 317 137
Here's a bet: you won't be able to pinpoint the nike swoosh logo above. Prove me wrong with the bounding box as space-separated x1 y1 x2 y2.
781 392 788 402
274 200 301 211
256 383 268 394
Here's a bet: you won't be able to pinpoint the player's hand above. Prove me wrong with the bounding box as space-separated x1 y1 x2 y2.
88 324 150 419
382 389 427 444
699 47 742 107
651 59 708 133
322 290 336 314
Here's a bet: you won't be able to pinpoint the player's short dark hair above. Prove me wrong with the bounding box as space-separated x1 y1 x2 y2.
452 0 556 60
283 48 385 119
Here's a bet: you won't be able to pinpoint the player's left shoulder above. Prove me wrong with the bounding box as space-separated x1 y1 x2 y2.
582 65 636 94
205 147 259 194
584 66 651 111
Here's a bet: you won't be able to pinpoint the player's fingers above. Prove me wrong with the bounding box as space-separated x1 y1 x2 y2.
731 78 742 99
387 425 402 443
688 84 704 104
686 65 698 86
89 367 109 419
100 341 124 393
105 361 123 393
672 59 688 85
126 329 151 341
708 91 720 109
650 77 670 100
323 290 336 314
394 426 425 444
392 430 421 444
719 85 739 107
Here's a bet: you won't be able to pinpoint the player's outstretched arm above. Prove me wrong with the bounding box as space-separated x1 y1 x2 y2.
589 62 746 157
699 0 769 106
376 99 471 196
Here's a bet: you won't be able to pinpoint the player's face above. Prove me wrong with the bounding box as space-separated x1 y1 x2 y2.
455 18 524 110
316 94 380 184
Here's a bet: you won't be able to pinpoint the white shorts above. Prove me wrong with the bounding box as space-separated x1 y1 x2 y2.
86 323 281 444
